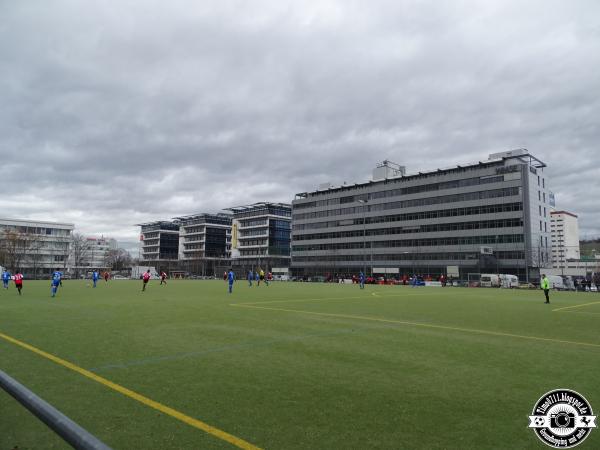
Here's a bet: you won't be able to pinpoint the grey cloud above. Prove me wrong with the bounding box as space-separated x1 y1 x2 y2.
1 0 599 245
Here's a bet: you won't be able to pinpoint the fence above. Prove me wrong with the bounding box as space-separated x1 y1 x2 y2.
0 369 112 450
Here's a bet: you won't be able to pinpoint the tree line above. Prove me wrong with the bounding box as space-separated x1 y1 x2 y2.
0 230 132 278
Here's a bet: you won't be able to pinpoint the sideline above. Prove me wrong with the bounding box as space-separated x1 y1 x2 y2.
232 304 600 349
0 331 262 450
552 301 600 312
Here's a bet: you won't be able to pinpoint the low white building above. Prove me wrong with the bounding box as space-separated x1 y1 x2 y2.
0 218 74 278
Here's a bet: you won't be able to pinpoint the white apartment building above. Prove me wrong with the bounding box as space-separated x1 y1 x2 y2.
83 236 118 269
0 218 74 278
550 211 580 269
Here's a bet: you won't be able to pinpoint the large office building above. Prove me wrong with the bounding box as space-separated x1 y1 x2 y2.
138 221 180 261
291 150 552 281
0 218 74 278
226 202 292 271
174 213 232 275
550 210 580 270
138 204 291 275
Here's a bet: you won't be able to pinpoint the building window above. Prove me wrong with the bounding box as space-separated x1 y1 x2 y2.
543 192 546 203
539 205 542 216
543 207 546 217
538 191 541 201
542 178 545 188
540 220 543 231
537 175 540 186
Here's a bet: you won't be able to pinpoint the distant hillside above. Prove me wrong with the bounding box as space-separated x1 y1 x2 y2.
580 239 600 257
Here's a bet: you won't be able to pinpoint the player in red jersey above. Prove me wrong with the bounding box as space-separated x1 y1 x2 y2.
160 271 167 285
142 269 151 291
14 271 23 295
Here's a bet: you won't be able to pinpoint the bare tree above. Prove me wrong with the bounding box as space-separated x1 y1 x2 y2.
26 234 45 279
104 248 132 271
71 233 91 279
0 229 29 272
0 229 48 276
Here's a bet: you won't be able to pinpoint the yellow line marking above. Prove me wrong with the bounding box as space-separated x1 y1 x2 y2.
232 304 600 349
552 301 600 312
0 332 262 450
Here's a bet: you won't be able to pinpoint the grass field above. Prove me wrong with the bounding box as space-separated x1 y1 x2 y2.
1 279 600 450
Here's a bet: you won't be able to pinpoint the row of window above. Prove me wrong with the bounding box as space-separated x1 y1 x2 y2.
293 219 523 242
240 219 268 228
233 207 292 219
240 239 268 247
296 176 507 209
240 228 268 237
292 251 526 262
270 220 292 229
293 187 521 220
294 202 523 231
0 226 71 236
302 162 505 200
292 234 524 252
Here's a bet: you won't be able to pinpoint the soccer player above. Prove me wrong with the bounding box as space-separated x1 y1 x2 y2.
92 270 99 288
2 269 10 289
160 271 167 285
247 270 253 287
227 269 235 294
51 269 63 297
142 269 151 291
14 271 23 295
259 268 269 287
254 271 259 286
104 271 110 282
541 274 550 303
359 271 365 289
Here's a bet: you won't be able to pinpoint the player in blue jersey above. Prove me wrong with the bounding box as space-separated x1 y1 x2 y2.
227 269 235 294
51 269 63 297
247 270 253 287
359 271 365 289
92 270 99 288
2 269 11 289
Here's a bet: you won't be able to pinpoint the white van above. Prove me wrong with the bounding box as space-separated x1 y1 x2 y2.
547 275 565 290
499 274 519 288
480 274 500 287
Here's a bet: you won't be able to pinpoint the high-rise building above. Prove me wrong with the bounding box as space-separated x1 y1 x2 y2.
0 218 74 278
175 213 232 259
291 150 551 281
550 211 580 269
138 221 180 261
173 213 232 275
226 202 292 271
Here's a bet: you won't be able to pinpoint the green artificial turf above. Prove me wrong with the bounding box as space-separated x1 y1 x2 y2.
1 279 599 449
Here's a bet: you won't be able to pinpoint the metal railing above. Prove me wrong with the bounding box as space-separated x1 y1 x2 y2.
0 369 112 450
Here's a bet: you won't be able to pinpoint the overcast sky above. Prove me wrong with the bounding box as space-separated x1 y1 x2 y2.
1 0 599 252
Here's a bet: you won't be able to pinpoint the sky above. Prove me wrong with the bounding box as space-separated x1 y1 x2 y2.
1 0 599 253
